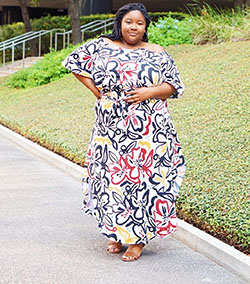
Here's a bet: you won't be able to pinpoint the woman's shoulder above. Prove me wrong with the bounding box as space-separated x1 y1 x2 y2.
143 43 165 53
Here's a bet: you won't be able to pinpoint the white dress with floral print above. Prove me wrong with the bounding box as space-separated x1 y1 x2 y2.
62 38 186 245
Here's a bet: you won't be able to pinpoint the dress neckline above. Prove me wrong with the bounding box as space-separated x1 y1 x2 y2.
100 38 165 55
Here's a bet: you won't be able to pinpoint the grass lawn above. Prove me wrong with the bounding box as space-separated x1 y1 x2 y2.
0 41 249 254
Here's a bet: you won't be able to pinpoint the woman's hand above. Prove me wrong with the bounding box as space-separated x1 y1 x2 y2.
125 87 152 104
125 83 176 104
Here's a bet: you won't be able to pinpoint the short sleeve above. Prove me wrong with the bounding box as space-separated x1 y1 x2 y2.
61 38 100 78
161 51 185 99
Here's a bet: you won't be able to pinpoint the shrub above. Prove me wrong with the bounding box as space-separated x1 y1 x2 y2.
189 4 250 44
0 22 25 42
148 16 193 46
0 12 187 42
0 22 26 63
148 11 188 22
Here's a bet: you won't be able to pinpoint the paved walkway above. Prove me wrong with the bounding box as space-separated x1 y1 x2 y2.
0 134 247 284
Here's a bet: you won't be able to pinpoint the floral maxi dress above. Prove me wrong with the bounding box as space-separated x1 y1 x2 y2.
62 38 186 245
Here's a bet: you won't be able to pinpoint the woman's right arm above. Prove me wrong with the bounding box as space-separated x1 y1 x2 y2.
73 73 101 99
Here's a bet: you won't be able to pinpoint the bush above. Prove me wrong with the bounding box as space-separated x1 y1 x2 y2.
0 12 187 42
148 16 193 46
0 22 25 42
147 6 249 46
189 5 250 44
0 22 26 63
148 11 188 22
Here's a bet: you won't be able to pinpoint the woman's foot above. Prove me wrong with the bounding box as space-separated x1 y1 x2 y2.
122 244 144 261
107 240 123 254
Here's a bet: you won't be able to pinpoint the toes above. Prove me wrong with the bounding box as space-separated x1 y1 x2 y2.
107 242 122 254
122 253 137 261
121 244 143 261
122 255 136 261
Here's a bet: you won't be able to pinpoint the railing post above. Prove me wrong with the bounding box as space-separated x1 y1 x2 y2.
67 33 70 46
82 31 84 42
38 32 41 57
22 41 25 68
50 31 53 52
63 31 65 49
55 33 58 51
3 43 5 67
12 42 14 65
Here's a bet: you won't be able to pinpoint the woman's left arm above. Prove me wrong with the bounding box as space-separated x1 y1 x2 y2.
125 83 176 104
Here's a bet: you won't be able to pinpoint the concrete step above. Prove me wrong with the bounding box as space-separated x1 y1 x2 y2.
0 56 43 77
0 70 13 76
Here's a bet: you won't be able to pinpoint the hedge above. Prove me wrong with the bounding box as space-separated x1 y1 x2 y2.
0 12 187 42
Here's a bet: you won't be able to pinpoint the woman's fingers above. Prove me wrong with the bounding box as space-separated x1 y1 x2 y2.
125 89 144 103
126 89 136 95
126 96 139 103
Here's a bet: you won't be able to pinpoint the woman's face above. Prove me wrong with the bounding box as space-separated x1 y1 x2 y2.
121 10 146 45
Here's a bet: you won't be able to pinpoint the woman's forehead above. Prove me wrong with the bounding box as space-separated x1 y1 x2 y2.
122 10 145 20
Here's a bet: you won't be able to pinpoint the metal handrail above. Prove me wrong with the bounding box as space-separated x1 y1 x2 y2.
0 28 64 66
0 18 114 68
55 19 102 49
0 31 36 48
55 18 114 50
81 18 114 41
0 29 64 50
83 19 114 34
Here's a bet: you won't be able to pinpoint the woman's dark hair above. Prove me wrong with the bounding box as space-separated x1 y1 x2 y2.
101 3 150 42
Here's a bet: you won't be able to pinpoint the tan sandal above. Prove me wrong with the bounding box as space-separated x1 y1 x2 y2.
107 241 123 254
122 244 144 261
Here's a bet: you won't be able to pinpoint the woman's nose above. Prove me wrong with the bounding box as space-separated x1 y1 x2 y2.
130 23 137 30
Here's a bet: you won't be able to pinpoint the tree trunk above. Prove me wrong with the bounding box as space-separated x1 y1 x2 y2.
68 0 86 45
18 0 37 56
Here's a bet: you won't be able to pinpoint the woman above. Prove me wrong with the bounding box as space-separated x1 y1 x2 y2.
62 2 186 262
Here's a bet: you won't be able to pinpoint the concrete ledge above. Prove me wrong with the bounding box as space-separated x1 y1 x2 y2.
1 123 249 283
173 219 250 283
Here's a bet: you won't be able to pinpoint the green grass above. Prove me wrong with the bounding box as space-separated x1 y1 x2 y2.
0 41 249 253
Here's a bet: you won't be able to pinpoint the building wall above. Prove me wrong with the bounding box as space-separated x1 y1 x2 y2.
0 0 67 25
84 0 112 15
0 0 238 26
113 0 234 12
0 0 67 9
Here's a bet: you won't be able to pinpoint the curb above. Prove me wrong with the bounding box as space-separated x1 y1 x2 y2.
1 124 249 283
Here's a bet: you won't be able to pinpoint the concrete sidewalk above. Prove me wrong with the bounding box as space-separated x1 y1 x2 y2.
0 134 247 284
